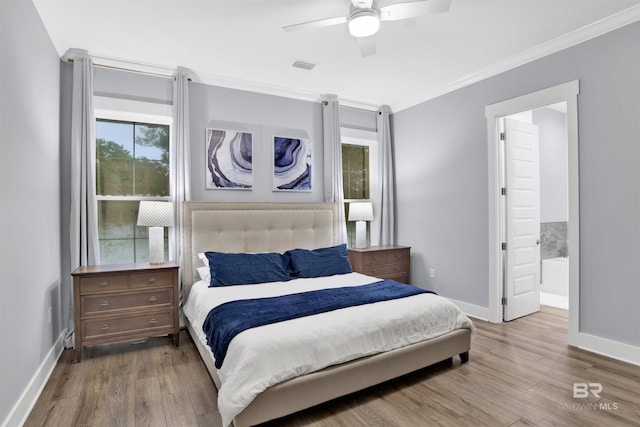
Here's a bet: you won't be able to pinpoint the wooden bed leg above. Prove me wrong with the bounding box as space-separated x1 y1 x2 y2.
459 351 469 363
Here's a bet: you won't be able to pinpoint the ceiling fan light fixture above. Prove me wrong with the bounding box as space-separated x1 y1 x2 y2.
348 9 380 38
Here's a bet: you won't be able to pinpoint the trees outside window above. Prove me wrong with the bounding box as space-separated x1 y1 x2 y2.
96 119 170 264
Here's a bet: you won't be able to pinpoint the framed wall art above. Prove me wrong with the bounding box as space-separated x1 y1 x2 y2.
272 136 312 192
206 128 253 189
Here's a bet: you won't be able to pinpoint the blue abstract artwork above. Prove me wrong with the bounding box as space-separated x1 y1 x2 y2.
273 136 312 191
206 128 253 189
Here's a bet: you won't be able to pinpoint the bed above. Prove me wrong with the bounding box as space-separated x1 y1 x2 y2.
181 202 475 427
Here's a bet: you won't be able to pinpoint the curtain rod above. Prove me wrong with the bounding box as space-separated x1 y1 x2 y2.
65 58 191 81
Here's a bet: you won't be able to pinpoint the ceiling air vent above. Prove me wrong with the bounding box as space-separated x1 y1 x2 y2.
292 60 316 71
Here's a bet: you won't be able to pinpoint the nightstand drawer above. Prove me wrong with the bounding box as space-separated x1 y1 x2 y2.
80 275 129 294
348 246 411 284
83 311 174 340
362 263 408 277
361 250 409 266
130 271 174 289
81 289 173 316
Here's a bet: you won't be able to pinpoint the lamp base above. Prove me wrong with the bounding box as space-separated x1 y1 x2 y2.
354 220 367 249
148 226 165 264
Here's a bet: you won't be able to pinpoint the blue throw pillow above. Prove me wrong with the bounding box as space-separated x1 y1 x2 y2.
285 244 352 278
205 252 291 287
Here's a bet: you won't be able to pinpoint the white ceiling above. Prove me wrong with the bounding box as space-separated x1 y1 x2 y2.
33 0 640 112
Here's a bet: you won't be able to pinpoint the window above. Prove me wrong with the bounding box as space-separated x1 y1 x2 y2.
95 100 172 265
341 128 378 247
342 144 369 200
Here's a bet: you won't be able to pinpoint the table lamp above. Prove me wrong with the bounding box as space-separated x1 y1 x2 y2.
137 201 174 264
348 201 373 249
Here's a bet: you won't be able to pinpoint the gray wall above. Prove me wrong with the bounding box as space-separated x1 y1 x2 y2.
340 105 377 132
93 66 173 104
189 83 324 202
0 0 62 422
393 22 640 347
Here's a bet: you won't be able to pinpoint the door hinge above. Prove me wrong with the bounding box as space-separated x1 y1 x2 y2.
501 187 506 195
502 297 507 305
500 132 506 141
501 242 507 250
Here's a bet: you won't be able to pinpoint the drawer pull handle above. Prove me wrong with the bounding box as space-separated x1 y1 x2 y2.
148 296 157 302
101 325 110 331
149 318 157 324
100 300 109 307
148 277 157 283
99 281 109 286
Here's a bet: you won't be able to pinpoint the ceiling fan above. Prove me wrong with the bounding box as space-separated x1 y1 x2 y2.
282 0 451 57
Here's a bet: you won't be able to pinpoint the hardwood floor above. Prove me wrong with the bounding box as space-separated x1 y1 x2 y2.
25 306 639 427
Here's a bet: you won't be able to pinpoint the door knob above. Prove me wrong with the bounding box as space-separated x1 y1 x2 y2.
536 239 541 245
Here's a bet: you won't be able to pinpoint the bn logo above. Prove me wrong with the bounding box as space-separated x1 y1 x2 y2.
573 382 602 398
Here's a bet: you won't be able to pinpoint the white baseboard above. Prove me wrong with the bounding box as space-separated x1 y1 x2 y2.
447 298 491 322
570 332 640 366
1 330 66 427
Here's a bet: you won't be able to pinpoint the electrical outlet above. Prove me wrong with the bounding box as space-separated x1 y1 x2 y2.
429 268 436 278
48 306 52 324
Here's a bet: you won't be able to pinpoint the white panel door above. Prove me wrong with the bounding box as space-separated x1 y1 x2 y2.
504 118 541 321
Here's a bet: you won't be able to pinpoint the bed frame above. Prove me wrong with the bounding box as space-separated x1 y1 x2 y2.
181 202 471 427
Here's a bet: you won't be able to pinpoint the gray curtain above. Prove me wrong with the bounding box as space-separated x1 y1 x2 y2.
171 67 191 323
322 95 347 244
376 105 396 245
66 49 100 348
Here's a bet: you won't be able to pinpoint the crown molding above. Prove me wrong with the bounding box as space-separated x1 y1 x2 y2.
394 4 640 112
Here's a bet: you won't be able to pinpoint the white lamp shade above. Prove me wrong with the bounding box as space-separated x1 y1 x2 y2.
137 201 174 227
348 202 374 222
137 201 173 264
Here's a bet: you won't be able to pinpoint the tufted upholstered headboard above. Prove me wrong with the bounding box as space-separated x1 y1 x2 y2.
181 202 339 298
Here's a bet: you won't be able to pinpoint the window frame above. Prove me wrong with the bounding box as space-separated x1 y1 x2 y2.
341 127 380 246
94 97 174 263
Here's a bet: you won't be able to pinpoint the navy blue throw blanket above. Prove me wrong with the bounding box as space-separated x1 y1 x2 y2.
203 280 434 368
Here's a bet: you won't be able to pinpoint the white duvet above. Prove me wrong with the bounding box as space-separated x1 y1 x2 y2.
183 272 475 427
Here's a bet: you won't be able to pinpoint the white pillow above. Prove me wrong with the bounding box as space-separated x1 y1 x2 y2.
197 266 211 283
198 252 209 267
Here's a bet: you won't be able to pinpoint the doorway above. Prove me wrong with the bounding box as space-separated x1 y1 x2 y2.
485 81 580 345
501 115 541 321
502 104 570 320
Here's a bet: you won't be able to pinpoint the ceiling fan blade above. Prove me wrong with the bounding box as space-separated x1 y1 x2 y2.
358 36 376 57
282 16 348 32
379 0 450 21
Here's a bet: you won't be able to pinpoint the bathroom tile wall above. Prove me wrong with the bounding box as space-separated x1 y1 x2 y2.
541 221 568 259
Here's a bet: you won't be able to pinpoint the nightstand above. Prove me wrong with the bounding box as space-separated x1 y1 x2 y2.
348 245 411 284
71 262 180 362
